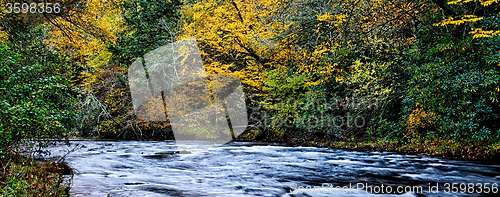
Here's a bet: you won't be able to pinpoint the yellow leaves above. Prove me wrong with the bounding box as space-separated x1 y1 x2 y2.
181 0 294 93
335 14 348 22
434 15 483 26
305 81 320 86
312 48 330 56
316 12 347 31
406 108 440 134
436 1 499 39
204 62 233 75
406 37 417 45
463 15 484 22
258 0 285 8
317 13 333 21
448 0 499 6
469 28 500 39
480 0 500 6
448 0 476 5
0 30 7 44
47 0 123 59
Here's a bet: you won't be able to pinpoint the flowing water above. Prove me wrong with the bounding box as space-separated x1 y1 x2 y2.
46 140 500 196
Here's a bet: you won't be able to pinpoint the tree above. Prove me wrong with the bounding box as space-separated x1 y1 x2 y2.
180 0 301 94
0 27 76 157
109 0 183 66
402 0 500 141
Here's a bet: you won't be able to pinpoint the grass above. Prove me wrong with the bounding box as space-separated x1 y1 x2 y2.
0 155 72 197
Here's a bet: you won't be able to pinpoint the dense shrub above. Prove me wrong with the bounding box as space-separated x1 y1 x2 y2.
0 28 76 158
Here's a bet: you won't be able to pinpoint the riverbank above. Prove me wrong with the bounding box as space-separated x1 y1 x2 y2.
0 156 72 196
237 130 500 162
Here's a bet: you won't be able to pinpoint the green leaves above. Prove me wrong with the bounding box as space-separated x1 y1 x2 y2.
403 20 500 141
264 68 309 99
0 27 76 157
109 0 183 66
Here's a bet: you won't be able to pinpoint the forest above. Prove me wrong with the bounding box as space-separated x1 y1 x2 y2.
1 0 499 195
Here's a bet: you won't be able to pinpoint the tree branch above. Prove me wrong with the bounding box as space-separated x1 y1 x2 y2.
431 0 457 16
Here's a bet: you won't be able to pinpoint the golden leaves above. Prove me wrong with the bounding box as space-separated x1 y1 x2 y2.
480 0 500 6
436 1 499 39
469 28 500 39
448 0 499 6
434 15 483 26
406 108 440 135
47 0 124 59
317 13 333 21
180 0 289 92
448 0 477 4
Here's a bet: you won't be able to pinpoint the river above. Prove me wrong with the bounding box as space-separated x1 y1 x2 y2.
46 140 500 196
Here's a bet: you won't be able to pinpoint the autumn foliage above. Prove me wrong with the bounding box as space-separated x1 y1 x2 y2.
1 0 500 165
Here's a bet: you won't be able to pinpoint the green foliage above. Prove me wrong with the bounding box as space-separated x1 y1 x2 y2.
249 68 310 137
264 68 309 99
0 0 496 161
340 58 408 139
0 27 76 157
403 32 500 141
342 60 403 118
367 118 403 140
293 91 344 139
109 0 183 66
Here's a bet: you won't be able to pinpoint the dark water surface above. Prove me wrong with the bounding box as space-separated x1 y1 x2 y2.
47 140 500 196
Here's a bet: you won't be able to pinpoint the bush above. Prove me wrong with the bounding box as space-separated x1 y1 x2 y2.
0 27 76 158
403 32 500 141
